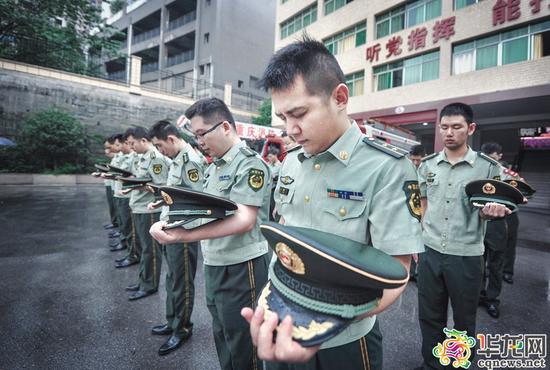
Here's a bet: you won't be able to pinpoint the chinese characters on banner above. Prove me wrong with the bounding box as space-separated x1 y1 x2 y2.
366 0 550 64
366 16 456 63
235 122 282 140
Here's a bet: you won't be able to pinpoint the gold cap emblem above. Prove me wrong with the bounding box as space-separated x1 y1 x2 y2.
510 180 518 188
482 183 496 195
161 191 173 205
275 242 305 275
339 151 349 160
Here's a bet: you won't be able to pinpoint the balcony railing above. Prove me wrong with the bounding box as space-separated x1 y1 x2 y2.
141 61 159 73
166 50 194 67
168 11 197 31
108 70 127 81
132 27 160 44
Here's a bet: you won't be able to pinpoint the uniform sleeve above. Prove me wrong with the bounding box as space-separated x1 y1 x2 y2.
230 157 272 207
418 161 428 197
368 158 424 255
180 160 204 191
149 157 170 185
490 163 501 180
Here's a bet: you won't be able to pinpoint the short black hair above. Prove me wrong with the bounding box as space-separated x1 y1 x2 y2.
129 127 150 141
185 98 235 128
281 131 288 138
106 135 117 144
149 120 181 141
123 128 135 141
440 102 474 124
259 35 345 97
409 144 426 157
481 142 502 155
112 134 124 143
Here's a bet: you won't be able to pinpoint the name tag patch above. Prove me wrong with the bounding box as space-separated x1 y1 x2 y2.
327 188 364 201
219 175 231 181
279 187 289 195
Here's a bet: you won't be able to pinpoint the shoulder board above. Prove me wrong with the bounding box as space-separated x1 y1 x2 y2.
477 152 499 166
239 146 256 157
150 151 156 159
286 144 302 154
183 152 189 164
422 152 438 162
362 137 407 158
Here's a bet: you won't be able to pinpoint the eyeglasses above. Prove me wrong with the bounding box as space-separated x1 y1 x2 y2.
186 121 225 140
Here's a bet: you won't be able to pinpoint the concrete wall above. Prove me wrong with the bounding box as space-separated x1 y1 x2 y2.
0 59 255 139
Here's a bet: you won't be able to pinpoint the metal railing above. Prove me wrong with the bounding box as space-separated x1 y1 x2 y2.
168 11 197 31
141 61 159 73
132 27 160 44
166 50 194 67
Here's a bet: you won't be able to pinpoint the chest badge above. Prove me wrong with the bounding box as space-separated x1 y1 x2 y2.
280 176 294 185
152 164 163 175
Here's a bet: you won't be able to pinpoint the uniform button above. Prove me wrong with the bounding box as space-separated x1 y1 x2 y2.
442 243 446 247
304 195 310 203
314 163 321 171
216 167 220 171
339 208 347 217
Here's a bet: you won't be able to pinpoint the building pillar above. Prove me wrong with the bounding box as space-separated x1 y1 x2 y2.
224 81 232 106
158 5 168 89
126 23 134 84
129 55 142 86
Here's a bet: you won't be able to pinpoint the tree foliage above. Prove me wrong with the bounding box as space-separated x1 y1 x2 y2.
0 0 123 76
252 99 272 127
0 109 98 173
110 0 126 14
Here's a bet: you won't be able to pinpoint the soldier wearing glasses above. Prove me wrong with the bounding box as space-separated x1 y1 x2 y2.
150 98 271 370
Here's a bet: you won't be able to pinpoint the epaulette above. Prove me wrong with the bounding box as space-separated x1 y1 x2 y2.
183 152 189 164
150 151 156 160
422 152 438 162
240 146 256 157
477 152 499 166
363 137 407 158
286 144 302 153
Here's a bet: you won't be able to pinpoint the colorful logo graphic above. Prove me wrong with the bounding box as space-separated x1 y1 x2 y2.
433 328 476 369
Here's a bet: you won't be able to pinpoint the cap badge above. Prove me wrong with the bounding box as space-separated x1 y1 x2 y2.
482 183 496 195
275 242 305 275
161 191 173 205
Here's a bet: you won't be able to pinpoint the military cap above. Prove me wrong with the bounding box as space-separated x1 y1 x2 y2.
144 183 166 209
94 163 110 173
257 222 409 347
118 176 152 190
465 179 524 213
503 179 536 198
159 186 238 230
107 164 133 178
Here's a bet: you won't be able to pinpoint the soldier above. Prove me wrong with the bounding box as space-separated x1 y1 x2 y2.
241 37 424 369
102 135 118 230
147 120 205 355
125 127 170 301
416 103 509 370
150 97 272 370
408 144 426 282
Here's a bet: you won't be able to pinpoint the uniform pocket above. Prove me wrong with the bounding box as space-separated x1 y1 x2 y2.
323 198 367 221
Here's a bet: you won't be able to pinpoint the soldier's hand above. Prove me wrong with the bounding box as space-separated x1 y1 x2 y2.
121 188 133 195
147 202 155 210
522 197 528 204
241 306 319 363
480 202 511 219
91 172 100 177
149 221 179 244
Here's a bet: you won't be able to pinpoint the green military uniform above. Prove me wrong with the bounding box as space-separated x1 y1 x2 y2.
107 153 123 228
481 166 522 309
104 155 118 228
129 147 170 292
202 141 271 370
268 124 424 370
501 169 522 281
160 144 204 338
112 152 137 252
417 148 500 369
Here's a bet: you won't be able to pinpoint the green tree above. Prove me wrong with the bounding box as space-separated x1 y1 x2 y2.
252 99 272 127
0 0 122 76
110 0 126 14
0 109 92 173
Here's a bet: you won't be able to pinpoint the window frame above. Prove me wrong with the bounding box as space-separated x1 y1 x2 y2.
323 22 367 55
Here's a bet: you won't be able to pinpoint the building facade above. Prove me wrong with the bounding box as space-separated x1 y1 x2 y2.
104 0 276 109
275 0 550 164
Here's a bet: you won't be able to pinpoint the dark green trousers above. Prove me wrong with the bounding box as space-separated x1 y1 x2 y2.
265 319 383 370
133 213 162 292
105 186 118 227
205 253 269 370
163 241 198 335
417 247 484 370
114 197 132 249
503 213 519 276
481 219 507 307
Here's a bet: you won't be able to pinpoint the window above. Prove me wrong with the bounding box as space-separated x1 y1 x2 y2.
238 80 244 88
204 32 210 44
281 0 289 3
199 65 205 75
324 22 366 55
452 20 550 75
375 0 441 39
373 50 439 91
454 0 481 10
324 0 353 16
280 3 317 39
346 71 365 96
249 76 259 89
